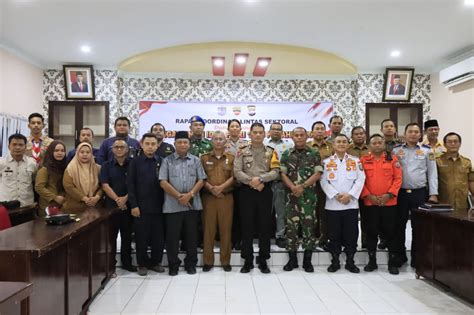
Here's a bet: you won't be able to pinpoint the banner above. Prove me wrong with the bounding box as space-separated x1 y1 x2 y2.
139 101 333 142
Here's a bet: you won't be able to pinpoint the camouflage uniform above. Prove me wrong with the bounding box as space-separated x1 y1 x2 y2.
280 146 323 251
190 136 213 157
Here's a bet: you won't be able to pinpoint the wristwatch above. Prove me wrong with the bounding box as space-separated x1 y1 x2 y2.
259 176 264 183
387 193 394 199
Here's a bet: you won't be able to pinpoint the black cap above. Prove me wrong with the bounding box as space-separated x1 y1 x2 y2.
175 131 189 140
424 119 439 129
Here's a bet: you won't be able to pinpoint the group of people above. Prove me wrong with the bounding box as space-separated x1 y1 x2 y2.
1 112 473 277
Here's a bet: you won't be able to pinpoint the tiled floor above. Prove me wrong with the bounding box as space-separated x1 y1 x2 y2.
88 266 474 315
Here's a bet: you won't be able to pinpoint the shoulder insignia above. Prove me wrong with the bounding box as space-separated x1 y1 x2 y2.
395 161 401 168
428 152 435 161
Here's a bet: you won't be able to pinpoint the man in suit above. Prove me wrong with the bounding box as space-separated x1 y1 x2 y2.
389 75 405 95
71 72 88 92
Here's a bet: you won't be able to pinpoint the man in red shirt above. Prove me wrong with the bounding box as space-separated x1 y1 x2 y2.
360 134 402 275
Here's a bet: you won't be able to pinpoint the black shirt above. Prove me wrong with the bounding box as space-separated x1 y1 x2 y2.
127 153 164 214
99 158 129 209
156 142 175 159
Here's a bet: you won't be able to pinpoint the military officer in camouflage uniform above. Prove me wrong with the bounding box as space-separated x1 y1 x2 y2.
308 121 333 250
280 127 323 273
189 115 212 157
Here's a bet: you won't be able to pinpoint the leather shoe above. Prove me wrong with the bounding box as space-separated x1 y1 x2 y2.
240 260 254 273
223 265 232 272
137 266 148 276
275 238 287 249
122 265 138 272
388 265 399 275
169 268 178 276
202 264 213 272
258 261 271 274
185 266 197 275
149 264 165 273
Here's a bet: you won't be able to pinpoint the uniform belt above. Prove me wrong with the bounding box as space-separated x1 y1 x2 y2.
400 187 426 194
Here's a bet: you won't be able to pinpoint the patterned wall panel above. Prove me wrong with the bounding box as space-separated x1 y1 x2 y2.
43 70 431 138
42 70 119 135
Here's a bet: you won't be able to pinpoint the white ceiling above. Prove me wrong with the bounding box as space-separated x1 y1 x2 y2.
1 0 473 73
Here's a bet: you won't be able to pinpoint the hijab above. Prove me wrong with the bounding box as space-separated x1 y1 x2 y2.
65 142 100 197
43 140 67 174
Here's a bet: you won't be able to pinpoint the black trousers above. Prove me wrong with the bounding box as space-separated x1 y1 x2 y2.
326 209 359 256
395 188 428 260
134 213 165 268
365 205 397 253
166 210 199 270
111 210 134 268
240 184 273 261
232 187 242 246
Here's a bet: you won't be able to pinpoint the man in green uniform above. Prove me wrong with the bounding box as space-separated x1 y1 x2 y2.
348 126 369 158
189 115 212 157
308 121 333 250
280 127 323 272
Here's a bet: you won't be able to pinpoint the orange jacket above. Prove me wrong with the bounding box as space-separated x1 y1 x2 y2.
360 152 402 206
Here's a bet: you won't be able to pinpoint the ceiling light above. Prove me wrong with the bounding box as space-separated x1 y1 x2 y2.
236 56 247 64
258 59 269 67
465 0 474 6
81 45 91 53
390 50 401 57
213 58 224 67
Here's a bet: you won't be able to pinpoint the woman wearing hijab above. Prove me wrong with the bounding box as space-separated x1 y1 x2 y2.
35 140 68 216
63 142 103 213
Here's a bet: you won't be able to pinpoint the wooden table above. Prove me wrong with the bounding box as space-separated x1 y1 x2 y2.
7 204 37 226
412 209 474 303
0 282 32 315
0 208 117 315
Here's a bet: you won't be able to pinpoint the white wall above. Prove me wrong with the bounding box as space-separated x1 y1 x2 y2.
430 73 474 158
0 47 43 117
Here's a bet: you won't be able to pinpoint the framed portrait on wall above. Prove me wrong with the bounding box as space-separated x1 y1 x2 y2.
382 67 414 102
63 65 95 100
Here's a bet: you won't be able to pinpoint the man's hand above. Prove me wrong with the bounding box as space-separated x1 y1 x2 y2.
249 177 261 189
255 183 265 192
367 194 380 206
211 185 224 197
131 207 140 217
378 194 391 206
337 193 352 205
291 185 304 198
178 193 193 207
116 196 127 209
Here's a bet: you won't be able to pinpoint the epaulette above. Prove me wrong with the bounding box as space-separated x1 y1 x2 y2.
421 144 431 149
393 144 404 149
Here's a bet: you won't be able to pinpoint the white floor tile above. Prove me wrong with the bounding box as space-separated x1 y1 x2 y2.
85 264 473 315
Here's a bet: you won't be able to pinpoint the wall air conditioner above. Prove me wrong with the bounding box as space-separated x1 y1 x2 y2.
439 56 474 88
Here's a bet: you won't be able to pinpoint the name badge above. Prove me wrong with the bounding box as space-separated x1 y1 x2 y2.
3 170 13 177
206 161 214 165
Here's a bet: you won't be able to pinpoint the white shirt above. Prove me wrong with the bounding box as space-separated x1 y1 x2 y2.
320 153 365 211
0 153 37 206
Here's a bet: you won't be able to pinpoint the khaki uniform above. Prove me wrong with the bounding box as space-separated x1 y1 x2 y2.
225 138 248 156
200 152 235 266
348 143 369 158
307 139 333 244
436 153 474 213
234 144 279 261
